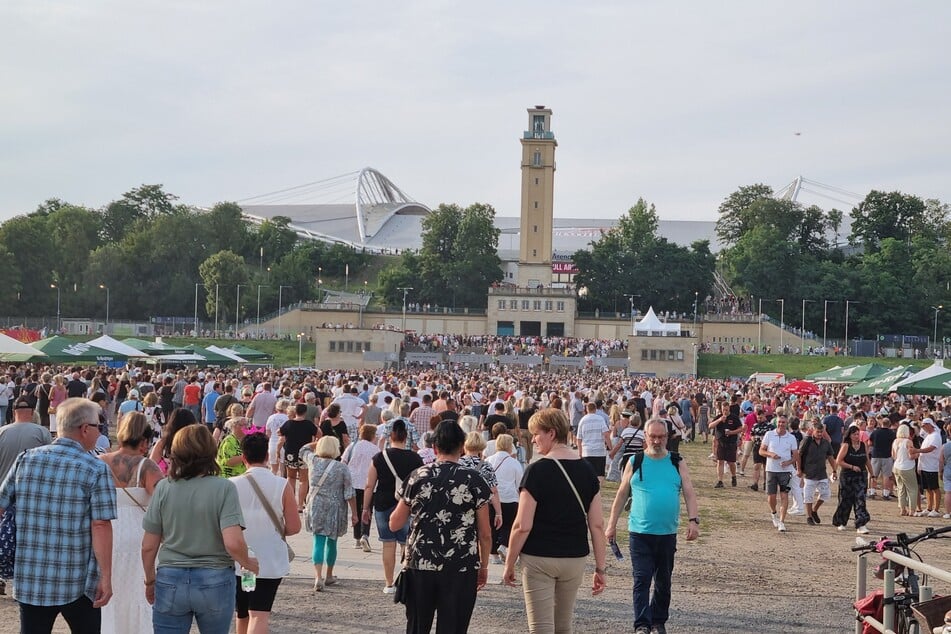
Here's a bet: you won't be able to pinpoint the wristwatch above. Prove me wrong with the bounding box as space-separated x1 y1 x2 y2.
688 517 700 525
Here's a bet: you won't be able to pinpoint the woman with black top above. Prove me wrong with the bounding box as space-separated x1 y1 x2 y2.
157 376 175 418
503 408 607 633
319 403 350 457
362 419 423 594
833 425 872 534
279 403 319 512
34 372 53 432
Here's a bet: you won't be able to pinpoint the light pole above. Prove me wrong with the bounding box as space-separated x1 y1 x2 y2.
214 283 220 338
623 294 640 335
317 266 322 304
235 284 248 336
398 287 413 332
823 299 838 353
359 280 369 329
277 285 293 337
297 332 304 367
256 285 269 331
194 283 201 336
693 291 699 334
801 299 814 355
776 299 785 353
845 300 860 356
932 305 943 357
757 297 763 353
98 284 110 328
50 283 60 333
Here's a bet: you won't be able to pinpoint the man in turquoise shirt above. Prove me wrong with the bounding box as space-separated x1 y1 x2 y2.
606 419 700 634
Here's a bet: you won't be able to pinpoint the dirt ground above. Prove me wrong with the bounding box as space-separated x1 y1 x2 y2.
2 440 949 633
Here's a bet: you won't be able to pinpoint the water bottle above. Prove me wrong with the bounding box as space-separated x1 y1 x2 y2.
240 549 257 592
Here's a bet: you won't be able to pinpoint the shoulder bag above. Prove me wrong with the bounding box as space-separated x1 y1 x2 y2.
247 472 296 563
382 449 403 501
549 457 588 519
0 450 29 579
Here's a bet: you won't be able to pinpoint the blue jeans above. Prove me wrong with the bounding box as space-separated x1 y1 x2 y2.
629 532 677 630
152 567 235 634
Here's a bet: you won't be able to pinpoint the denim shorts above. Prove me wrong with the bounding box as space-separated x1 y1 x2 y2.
374 505 410 543
153 566 235 634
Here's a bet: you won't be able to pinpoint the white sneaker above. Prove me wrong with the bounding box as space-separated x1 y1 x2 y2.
788 509 806 516
777 521 786 532
942 514 950 519
498 545 508 561
359 536 372 552
354 540 361 549
927 510 940 518
837 525 847 531
857 525 870 535
914 510 926 517
771 514 779 528
383 585 396 595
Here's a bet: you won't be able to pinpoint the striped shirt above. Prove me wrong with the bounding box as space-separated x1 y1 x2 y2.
0 438 116 605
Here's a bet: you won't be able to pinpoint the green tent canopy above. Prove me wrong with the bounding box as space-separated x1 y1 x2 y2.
809 363 891 384
844 366 913 396
805 365 851 382
121 338 192 355
892 363 951 396
228 344 271 360
5 336 127 364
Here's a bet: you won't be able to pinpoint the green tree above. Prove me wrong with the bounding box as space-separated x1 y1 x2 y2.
715 184 774 246
848 190 938 250
198 251 251 328
100 184 179 243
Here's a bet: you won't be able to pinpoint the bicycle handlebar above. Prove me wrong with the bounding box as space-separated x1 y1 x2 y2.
851 526 951 553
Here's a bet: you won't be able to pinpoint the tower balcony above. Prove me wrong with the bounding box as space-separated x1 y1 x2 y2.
523 131 555 140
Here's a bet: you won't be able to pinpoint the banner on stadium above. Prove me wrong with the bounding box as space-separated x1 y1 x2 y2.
405 352 444 364
448 354 494 365
549 356 585 367
364 351 399 362
499 355 544 366
595 357 630 368
551 262 579 274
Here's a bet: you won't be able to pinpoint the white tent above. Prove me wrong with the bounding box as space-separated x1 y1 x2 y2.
634 307 681 336
0 333 47 357
87 335 151 358
888 361 948 391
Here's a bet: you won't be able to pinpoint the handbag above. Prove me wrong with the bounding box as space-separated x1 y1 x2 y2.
392 568 408 605
247 472 296 563
0 451 29 579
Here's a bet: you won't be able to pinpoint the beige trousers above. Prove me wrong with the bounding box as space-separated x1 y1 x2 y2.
893 467 919 511
520 553 587 634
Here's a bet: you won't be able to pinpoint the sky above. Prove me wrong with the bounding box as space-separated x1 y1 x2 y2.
2 1 950 222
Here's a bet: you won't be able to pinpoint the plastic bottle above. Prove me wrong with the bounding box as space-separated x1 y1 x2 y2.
240 549 257 592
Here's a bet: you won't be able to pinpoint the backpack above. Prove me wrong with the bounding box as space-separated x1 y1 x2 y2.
630 451 682 481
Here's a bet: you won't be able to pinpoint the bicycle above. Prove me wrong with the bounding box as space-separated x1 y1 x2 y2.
851 525 951 634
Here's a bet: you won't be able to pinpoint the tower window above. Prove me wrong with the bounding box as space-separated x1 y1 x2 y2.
532 249 537 257
532 151 542 167
533 225 537 233
534 201 538 209
535 178 539 185
533 114 545 132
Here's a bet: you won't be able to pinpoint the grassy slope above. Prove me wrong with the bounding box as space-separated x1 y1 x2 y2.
697 353 930 380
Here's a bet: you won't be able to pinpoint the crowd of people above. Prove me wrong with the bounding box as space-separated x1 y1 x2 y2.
0 361 947 633
403 334 628 358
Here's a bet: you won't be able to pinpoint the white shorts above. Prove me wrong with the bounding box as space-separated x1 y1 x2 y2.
269 444 280 465
803 478 831 503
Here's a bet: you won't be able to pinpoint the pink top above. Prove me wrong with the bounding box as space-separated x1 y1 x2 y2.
50 385 68 408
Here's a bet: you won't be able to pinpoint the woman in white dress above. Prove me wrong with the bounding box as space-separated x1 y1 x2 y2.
265 398 292 474
97 411 164 634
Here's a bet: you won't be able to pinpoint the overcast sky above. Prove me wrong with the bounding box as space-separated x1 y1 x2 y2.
2 1 949 222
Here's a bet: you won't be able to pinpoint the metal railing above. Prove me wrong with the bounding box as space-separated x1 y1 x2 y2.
854 548 951 633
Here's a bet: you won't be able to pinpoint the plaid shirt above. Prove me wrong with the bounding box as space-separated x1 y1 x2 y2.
0 438 116 606
376 418 421 449
409 406 437 438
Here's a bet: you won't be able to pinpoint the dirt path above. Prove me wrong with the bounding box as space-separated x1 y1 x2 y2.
2 441 949 633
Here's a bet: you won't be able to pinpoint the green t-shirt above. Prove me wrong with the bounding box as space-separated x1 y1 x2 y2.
142 475 245 569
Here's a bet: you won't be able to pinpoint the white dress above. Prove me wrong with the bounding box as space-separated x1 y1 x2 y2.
101 459 152 634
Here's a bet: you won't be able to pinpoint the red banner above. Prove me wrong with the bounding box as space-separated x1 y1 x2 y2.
1 328 41 343
552 261 578 274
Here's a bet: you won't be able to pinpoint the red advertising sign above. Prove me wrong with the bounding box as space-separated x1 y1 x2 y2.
1 328 41 343
552 261 578 274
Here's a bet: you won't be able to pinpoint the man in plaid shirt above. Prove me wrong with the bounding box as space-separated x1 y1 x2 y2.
0 398 116 633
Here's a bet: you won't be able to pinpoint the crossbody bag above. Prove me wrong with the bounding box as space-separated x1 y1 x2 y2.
246 472 295 563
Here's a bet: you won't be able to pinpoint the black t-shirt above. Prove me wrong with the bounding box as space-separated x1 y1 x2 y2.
716 414 742 445
484 413 513 431
631 397 647 421
520 458 599 558
371 448 423 511
279 419 318 458
158 385 175 412
517 407 537 430
320 419 349 456
869 427 896 458
66 379 87 399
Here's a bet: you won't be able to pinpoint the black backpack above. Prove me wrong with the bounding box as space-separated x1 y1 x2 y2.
630 451 682 481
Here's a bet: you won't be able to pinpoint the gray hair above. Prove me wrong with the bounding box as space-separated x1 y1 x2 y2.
57 398 100 434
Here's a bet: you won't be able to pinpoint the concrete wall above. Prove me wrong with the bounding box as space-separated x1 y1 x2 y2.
698 319 809 352
627 334 698 378
311 328 403 370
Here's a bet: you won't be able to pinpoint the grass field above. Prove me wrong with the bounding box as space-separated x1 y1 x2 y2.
697 353 929 379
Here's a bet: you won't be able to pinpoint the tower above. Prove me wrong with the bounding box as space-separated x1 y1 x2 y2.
517 106 556 288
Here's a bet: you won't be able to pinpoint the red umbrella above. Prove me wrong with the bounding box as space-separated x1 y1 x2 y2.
782 380 821 396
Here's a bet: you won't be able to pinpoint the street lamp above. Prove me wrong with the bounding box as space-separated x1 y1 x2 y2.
214 283 220 338
823 299 839 353
932 305 943 357
623 294 641 335
801 299 814 355
277 285 293 337
98 284 110 329
317 266 322 305
757 297 763 353
50 283 60 333
297 332 305 368
256 284 270 332
398 287 413 332
693 291 699 334
845 300 860 356
235 284 248 337
776 299 785 353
